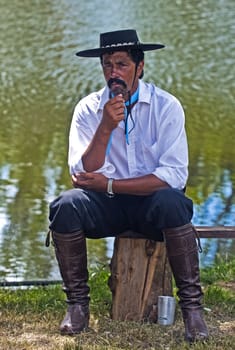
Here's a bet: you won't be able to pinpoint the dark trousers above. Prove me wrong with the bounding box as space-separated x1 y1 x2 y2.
49 188 193 241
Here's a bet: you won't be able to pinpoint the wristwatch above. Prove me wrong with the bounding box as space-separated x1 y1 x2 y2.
107 178 115 197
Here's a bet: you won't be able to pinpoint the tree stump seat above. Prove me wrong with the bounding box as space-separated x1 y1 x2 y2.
108 231 172 322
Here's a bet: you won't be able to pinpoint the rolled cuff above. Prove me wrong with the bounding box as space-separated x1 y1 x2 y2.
69 159 116 176
153 167 188 190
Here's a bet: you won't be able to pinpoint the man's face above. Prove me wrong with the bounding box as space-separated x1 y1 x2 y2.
101 51 144 99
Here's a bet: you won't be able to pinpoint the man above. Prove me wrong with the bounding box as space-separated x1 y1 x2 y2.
48 29 208 342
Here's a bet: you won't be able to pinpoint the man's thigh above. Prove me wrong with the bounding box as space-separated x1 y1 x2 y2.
132 188 193 240
49 189 130 237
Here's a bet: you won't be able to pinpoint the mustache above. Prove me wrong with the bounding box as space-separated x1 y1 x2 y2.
107 78 127 90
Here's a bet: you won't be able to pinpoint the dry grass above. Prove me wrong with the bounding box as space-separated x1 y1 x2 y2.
0 295 235 350
0 261 234 350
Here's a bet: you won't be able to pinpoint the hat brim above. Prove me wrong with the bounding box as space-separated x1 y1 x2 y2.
76 43 165 57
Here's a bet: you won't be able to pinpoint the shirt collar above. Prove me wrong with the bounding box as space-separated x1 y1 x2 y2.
138 79 152 104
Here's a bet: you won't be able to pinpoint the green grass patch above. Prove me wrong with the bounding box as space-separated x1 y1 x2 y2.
200 257 235 285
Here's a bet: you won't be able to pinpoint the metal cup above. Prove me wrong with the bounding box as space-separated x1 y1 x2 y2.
158 295 176 326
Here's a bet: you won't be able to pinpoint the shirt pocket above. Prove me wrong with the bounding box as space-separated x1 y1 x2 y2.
139 139 159 172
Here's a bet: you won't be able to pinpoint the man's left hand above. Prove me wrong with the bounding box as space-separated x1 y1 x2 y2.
71 172 108 192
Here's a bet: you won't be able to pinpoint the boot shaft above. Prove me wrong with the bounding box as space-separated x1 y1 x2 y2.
52 230 90 305
163 223 203 308
163 224 208 342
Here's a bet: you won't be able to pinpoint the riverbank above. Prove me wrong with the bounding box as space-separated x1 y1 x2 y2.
0 258 234 350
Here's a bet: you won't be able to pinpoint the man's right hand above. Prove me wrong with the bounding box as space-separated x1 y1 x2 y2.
101 94 125 132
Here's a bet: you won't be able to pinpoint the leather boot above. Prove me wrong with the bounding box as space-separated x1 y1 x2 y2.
52 230 90 335
163 223 209 343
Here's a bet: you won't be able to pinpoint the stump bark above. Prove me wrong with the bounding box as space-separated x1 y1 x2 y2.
108 236 172 322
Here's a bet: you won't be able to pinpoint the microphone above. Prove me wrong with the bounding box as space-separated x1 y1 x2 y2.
106 78 128 156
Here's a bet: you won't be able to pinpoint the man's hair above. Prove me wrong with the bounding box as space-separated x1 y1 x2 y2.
100 49 145 79
128 49 144 79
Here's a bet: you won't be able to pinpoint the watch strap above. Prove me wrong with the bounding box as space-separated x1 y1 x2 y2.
107 178 115 197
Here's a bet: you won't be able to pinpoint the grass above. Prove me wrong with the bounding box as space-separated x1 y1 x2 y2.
0 259 235 350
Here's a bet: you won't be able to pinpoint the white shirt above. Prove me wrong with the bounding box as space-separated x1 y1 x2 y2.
68 80 188 190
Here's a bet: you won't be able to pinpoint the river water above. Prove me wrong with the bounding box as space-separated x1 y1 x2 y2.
0 0 234 282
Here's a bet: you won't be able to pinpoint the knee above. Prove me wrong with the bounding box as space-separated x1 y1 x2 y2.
49 189 84 213
154 188 183 209
152 188 193 218
49 189 87 232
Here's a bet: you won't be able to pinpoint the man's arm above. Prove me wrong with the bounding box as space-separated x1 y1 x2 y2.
111 174 169 195
72 172 169 196
82 94 125 172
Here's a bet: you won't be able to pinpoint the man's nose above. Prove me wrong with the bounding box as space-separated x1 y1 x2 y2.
110 65 119 77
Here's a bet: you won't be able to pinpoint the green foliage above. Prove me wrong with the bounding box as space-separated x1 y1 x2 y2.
201 257 235 285
0 265 112 318
89 264 112 317
0 285 64 315
204 285 235 315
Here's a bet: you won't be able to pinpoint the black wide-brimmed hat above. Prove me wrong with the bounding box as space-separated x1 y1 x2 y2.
76 29 164 57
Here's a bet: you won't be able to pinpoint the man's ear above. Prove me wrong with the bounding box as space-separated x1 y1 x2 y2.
137 61 144 78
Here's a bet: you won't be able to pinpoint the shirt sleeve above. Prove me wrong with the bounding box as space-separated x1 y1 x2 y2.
152 97 189 189
68 96 116 175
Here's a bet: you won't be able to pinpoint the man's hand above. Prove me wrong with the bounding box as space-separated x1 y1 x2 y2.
101 94 125 132
72 172 108 192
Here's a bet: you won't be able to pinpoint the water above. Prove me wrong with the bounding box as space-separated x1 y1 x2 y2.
0 0 234 281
